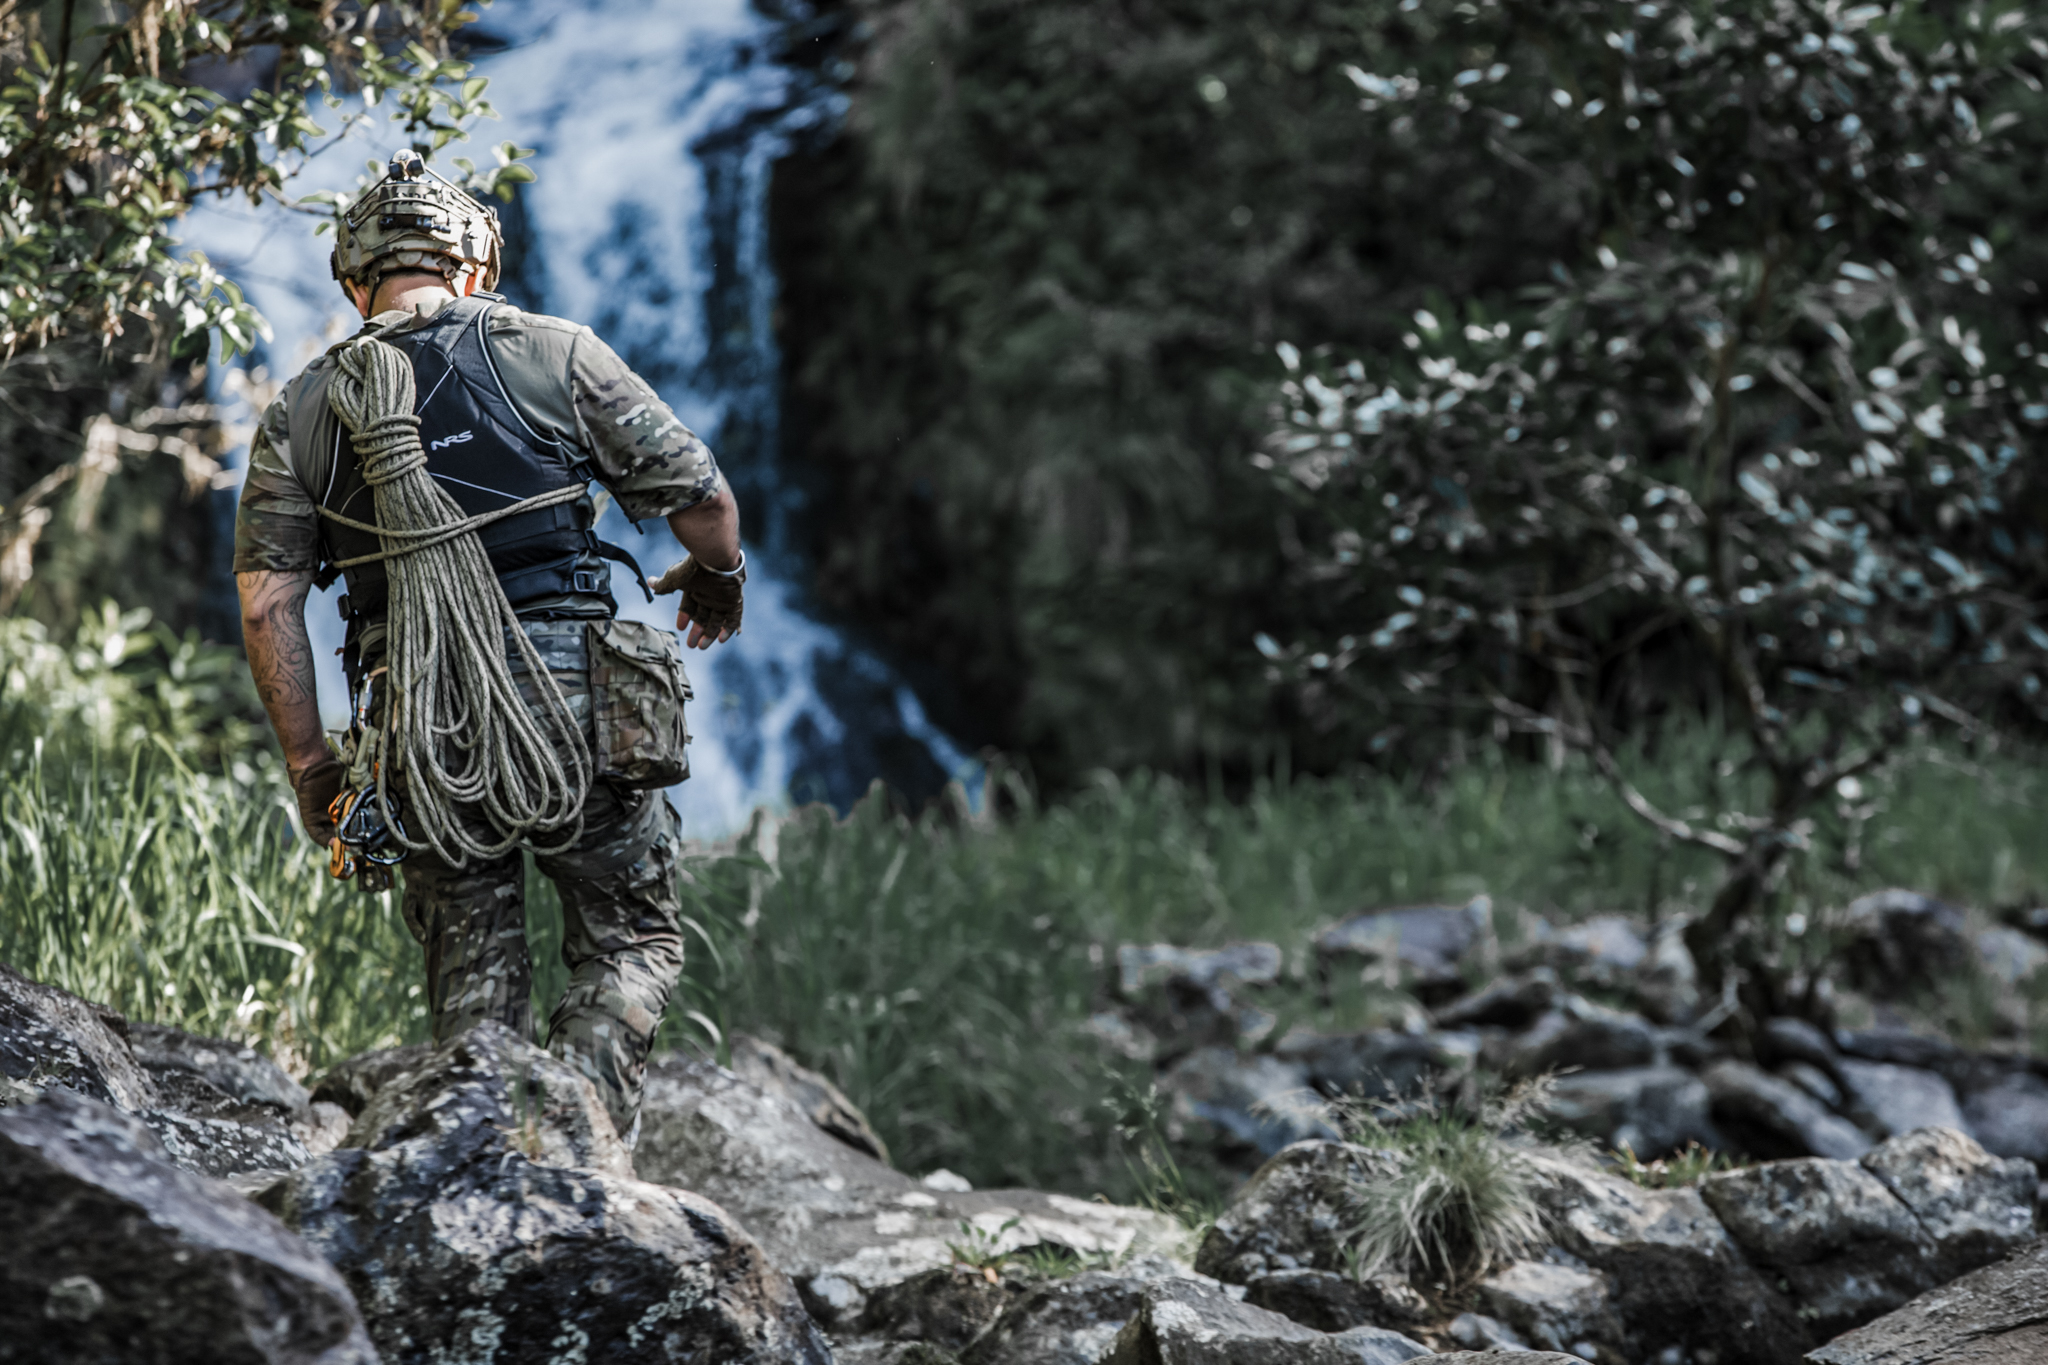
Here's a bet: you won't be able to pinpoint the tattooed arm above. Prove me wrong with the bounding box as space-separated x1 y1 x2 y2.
237 569 329 777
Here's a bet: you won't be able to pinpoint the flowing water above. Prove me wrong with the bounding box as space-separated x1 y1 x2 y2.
191 0 973 837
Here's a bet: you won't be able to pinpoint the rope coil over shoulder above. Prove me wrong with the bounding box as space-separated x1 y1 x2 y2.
320 333 591 866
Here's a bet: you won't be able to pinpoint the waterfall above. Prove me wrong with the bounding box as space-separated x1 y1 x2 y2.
189 0 975 837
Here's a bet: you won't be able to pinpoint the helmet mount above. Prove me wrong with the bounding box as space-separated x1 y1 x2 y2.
331 149 505 299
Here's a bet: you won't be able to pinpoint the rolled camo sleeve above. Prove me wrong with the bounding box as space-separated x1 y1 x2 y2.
568 330 720 522
232 395 322 573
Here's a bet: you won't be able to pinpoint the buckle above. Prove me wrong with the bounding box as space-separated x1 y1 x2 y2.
572 569 605 594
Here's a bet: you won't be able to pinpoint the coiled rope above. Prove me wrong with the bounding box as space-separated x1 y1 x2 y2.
319 334 591 866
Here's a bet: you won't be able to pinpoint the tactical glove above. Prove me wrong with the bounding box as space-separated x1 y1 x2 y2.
292 754 345 845
649 552 745 644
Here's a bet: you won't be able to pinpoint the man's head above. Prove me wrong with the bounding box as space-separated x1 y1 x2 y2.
331 149 504 311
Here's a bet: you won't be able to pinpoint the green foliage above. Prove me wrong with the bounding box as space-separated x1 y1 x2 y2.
1611 1139 1740 1188
0 0 514 360
774 0 1576 787
0 609 423 1073
1336 1078 1550 1285
1263 0 2048 977
651 733 2048 1195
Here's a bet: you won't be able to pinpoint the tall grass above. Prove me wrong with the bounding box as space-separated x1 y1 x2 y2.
4 610 2044 1196
663 738 2048 1196
0 610 425 1073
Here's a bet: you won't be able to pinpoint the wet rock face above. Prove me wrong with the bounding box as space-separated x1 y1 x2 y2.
0 1087 376 1365
1100 1277 1431 1365
1807 1236 2048 1365
268 1022 830 1365
1195 1139 1392 1283
630 1049 1186 1333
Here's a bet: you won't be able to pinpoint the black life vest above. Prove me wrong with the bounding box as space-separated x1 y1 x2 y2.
311 295 630 632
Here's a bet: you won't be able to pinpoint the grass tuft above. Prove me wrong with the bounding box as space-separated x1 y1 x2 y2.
1611 1140 1740 1189
1335 1078 1551 1286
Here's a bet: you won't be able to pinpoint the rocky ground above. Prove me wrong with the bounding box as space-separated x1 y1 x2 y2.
0 884 2041 1364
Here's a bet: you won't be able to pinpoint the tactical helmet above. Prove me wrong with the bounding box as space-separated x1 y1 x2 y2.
330 149 504 296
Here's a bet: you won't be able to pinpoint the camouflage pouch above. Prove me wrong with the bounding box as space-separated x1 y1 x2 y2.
586 619 692 788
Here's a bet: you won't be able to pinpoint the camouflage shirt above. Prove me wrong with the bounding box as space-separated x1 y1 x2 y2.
233 295 720 581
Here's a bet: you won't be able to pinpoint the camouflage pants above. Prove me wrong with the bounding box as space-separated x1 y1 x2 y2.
389 620 685 1146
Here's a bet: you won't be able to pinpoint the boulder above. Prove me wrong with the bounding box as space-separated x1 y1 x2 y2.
1698 1128 2033 1344
1195 1139 1393 1282
0 962 156 1110
1118 942 1285 998
1637 917 1701 1024
1484 996 1659 1078
1115 943 1284 1050
142 1104 312 1179
731 1033 891 1164
1761 1017 1846 1078
630 1049 1185 1331
1838 890 1972 995
1160 1046 1337 1156
1704 1059 1871 1159
1431 968 1559 1030
1272 1028 1470 1103
1541 1065 1719 1159
1315 896 1493 999
1446 1311 1525 1350
1542 915 1649 986
306 1042 433 1116
1527 1149 1803 1364
1836 1060 1966 1139
0 1087 375 1364
1427 1356 1583 1365
1806 1237 2048 1365
128 1021 311 1114
1700 1157 1941 1340
1834 1028 1960 1073
1100 1277 1431 1365
859 1266 1010 1352
960 1270 1151 1365
1243 1268 1430 1332
1472 1256 1625 1358
1858 1127 2035 1280
1780 1061 1847 1111
266 1023 830 1364
1958 1071 2048 1167
1976 925 2048 986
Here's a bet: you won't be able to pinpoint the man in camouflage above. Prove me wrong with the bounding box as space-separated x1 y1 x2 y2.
234 153 744 1144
